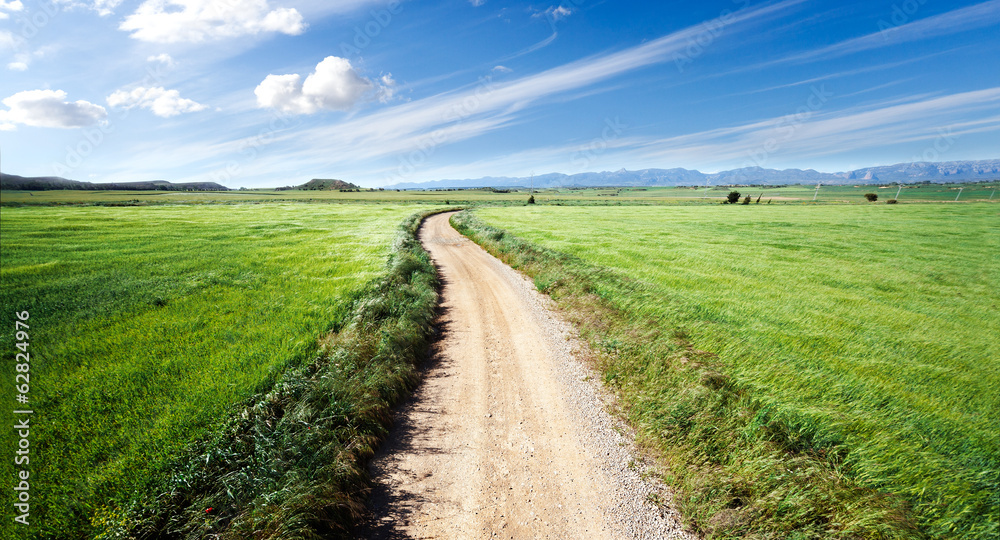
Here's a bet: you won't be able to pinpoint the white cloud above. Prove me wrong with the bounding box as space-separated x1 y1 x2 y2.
542 5 573 21
0 0 23 19
120 0 306 43
469 0 485 6
147 53 176 66
92 0 123 15
7 61 27 71
52 0 123 16
0 89 107 129
107 87 207 117
376 74 397 103
0 30 23 51
492 65 513 73
255 56 376 114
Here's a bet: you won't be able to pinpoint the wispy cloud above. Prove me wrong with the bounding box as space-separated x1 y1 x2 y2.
775 0 1000 65
357 87 1000 182
271 0 805 171
601 87 1000 170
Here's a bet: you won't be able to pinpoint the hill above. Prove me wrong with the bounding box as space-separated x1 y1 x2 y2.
0 173 230 191
294 178 361 191
385 159 1000 190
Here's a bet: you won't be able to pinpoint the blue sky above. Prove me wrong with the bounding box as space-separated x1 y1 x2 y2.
1 0 998 188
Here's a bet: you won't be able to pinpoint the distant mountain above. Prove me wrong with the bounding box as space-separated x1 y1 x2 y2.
0 173 230 192
289 178 361 191
386 160 1000 190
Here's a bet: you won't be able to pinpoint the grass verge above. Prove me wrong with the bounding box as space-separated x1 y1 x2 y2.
451 210 934 540
93 209 445 539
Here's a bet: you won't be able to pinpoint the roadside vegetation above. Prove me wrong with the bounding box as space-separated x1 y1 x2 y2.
454 204 998 539
0 204 442 539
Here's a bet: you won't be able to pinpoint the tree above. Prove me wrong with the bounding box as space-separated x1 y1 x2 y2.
742 195 752 205
864 193 878 202
726 190 741 204
527 194 536 204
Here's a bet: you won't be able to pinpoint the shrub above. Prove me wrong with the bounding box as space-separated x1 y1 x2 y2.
528 194 536 204
726 191 741 204
742 196 752 205
864 193 878 202
887 199 898 204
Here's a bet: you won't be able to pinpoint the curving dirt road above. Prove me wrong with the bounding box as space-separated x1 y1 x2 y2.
363 212 695 539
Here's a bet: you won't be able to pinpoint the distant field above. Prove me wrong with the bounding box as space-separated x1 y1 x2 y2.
472 204 999 538
0 181 996 205
0 203 417 538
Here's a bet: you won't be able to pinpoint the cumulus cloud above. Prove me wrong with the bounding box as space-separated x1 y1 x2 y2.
120 0 306 43
7 61 27 70
0 89 107 129
107 87 207 117
255 56 387 114
0 0 23 19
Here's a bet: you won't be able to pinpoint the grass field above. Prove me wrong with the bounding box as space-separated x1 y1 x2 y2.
465 203 999 539
0 203 420 538
1 181 996 206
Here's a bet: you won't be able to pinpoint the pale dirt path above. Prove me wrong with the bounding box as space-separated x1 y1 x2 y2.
363 212 695 539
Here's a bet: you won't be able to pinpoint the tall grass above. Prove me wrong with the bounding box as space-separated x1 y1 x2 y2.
118 208 443 539
456 204 998 539
0 204 425 539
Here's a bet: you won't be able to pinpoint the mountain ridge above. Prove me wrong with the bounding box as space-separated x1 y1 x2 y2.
386 159 1000 190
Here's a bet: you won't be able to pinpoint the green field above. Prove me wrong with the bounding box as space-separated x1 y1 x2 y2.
1 181 996 206
0 203 420 538
468 204 999 539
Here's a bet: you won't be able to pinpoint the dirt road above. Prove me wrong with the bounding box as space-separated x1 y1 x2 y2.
364 212 694 539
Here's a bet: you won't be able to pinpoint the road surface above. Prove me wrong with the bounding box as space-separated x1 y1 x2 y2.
364 212 694 539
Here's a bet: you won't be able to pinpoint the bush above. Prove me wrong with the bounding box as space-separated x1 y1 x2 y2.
726 191 741 204
527 195 536 205
864 193 878 202
887 199 898 204
742 196 752 205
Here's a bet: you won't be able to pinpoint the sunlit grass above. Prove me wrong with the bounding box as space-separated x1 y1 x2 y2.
0 203 416 538
469 203 999 539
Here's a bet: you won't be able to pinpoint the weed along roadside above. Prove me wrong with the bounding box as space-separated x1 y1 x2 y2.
449 208 997 540
92 209 451 539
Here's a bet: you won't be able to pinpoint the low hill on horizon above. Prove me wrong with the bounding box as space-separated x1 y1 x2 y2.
292 178 361 191
0 173 230 192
